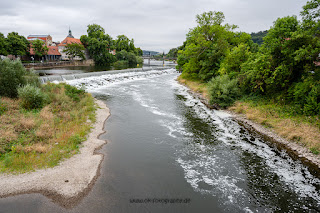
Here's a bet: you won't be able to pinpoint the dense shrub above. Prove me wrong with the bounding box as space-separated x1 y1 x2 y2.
113 60 129 70
289 79 320 115
25 69 41 87
0 59 27 98
64 84 85 102
0 59 40 98
115 50 141 68
239 53 273 95
208 75 240 108
18 84 47 110
136 56 143 66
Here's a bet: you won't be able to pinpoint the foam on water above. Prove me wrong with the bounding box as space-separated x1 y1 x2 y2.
172 79 320 210
66 69 176 92
64 70 320 211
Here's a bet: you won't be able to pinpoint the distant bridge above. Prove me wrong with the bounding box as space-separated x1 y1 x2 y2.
142 56 177 60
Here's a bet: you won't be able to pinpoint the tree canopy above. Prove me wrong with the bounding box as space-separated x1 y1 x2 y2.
80 23 143 68
31 39 48 60
177 11 253 81
80 24 115 66
0 33 8 56
177 2 320 115
6 32 29 57
63 43 85 60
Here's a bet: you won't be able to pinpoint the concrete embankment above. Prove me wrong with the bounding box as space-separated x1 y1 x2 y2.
39 66 170 84
24 60 95 70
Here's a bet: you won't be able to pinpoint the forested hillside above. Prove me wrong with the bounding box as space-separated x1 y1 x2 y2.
251 30 268 45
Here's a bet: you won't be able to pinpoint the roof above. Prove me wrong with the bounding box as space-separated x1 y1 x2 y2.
58 37 82 46
27 38 43 41
29 46 61 56
47 46 61 55
27 35 50 38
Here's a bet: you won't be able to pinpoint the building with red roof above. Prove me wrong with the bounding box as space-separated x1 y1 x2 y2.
29 46 61 61
58 29 85 60
27 35 53 46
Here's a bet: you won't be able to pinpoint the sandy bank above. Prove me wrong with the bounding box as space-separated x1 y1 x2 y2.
0 99 110 206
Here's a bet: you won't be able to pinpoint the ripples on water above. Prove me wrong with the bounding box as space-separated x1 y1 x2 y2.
67 69 320 212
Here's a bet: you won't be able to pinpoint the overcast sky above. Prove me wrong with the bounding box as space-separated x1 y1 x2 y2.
0 0 306 53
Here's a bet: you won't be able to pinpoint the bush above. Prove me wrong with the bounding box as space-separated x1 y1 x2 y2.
113 60 129 70
208 75 240 108
0 59 27 98
136 56 143 67
25 69 41 87
289 79 320 115
64 84 85 102
18 84 47 110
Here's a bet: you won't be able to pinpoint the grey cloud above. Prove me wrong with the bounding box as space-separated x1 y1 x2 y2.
0 0 306 52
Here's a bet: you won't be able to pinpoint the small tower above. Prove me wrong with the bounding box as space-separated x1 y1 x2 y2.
67 27 74 38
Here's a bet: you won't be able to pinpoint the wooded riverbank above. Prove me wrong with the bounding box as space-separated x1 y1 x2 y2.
178 77 320 172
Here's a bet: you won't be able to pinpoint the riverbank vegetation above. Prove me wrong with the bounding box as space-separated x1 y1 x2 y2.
176 0 320 154
0 59 96 173
80 24 143 69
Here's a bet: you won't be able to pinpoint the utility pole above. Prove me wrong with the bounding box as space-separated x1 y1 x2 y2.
148 52 151 66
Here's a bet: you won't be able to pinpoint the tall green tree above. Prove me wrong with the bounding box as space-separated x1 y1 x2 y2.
0 33 8 56
301 0 320 31
6 32 29 57
31 39 48 60
177 11 252 81
135 47 143 56
63 43 85 60
115 35 130 52
80 24 115 66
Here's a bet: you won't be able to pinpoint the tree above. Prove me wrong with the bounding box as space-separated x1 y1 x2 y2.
0 59 27 98
177 11 250 82
166 48 178 58
251 30 268 45
6 32 29 57
115 35 131 52
115 50 140 67
31 39 48 60
135 47 143 56
63 43 85 60
301 0 320 31
218 43 251 78
80 24 115 66
0 33 8 56
87 24 105 39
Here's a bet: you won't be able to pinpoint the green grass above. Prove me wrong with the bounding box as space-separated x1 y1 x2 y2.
0 83 97 174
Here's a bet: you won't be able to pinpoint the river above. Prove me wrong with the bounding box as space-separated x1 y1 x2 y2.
34 59 175 76
0 69 319 212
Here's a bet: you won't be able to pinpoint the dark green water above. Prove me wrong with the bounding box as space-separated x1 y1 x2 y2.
35 66 113 75
35 60 175 76
0 69 319 212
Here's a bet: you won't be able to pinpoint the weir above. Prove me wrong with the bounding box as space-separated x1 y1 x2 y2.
39 66 170 84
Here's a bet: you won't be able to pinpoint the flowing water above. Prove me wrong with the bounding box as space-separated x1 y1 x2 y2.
0 69 320 212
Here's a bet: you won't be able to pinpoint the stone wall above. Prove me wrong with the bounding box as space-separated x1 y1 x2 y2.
23 59 94 69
